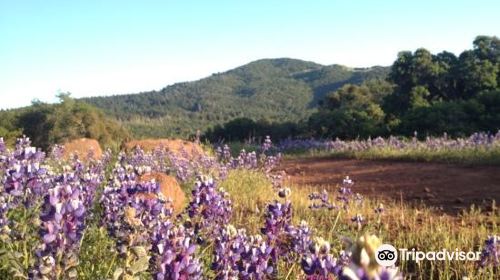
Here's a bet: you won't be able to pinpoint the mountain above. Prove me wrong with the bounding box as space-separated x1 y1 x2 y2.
82 58 389 138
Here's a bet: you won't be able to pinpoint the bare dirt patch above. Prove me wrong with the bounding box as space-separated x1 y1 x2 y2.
282 157 500 214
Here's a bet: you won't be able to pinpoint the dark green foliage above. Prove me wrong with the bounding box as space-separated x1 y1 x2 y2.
379 35 500 137
306 80 390 139
17 103 55 150
1 94 129 150
0 109 23 147
307 109 383 139
399 90 500 137
274 35 499 140
203 117 302 142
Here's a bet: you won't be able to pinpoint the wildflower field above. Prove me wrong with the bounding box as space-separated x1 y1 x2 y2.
0 136 498 280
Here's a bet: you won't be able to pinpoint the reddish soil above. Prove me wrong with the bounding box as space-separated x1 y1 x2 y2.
282 157 500 214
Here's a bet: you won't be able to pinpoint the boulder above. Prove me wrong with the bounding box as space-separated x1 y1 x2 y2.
63 138 102 160
123 139 204 159
139 172 186 214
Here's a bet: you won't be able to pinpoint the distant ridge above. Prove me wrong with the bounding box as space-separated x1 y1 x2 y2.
82 58 389 137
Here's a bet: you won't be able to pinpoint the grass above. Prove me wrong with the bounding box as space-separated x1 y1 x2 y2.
285 146 500 166
219 170 276 235
0 168 497 279
221 169 499 279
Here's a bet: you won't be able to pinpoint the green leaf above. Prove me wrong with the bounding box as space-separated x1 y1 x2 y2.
129 256 150 275
131 246 147 258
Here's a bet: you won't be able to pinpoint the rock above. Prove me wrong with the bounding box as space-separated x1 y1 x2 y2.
138 172 186 214
124 139 204 159
62 138 102 160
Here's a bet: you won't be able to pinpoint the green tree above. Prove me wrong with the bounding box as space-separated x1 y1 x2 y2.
307 80 389 139
16 94 129 150
456 50 498 98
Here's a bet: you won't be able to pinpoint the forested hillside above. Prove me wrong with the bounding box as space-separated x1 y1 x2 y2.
207 36 500 141
307 36 500 138
1 36 498 146
82 58 389 137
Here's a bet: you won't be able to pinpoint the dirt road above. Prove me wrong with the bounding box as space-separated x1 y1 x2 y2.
281 157 500 214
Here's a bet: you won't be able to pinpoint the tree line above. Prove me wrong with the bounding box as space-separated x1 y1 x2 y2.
0 93 129 150
204 36 500 142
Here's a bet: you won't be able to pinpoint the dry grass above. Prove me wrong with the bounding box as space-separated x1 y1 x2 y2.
221 169 499 279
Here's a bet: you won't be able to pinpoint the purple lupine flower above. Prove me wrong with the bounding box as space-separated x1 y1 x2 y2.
214 143 283 183
232 149 259 170
0 137 6 154
0 137 6 172
287 220 313 256
337 176 355 209
261 200 294 265
0 195 10 236
277 131 500 155
351 214 364 231
186 177 232 240
309 190 336 210
213 225 274 280
49 144 65 161
0 137 50 235
262 153 281 174
262 135 272 153
152 223 202 280
168 151 194 182
215 145 232 163
222 144 232 161
101 160 175 279
32 170 87 279
101 159 171 248
301 237 340 277
479 235 499 267
121 146 172 177
268 170 286 189
2 136 48 200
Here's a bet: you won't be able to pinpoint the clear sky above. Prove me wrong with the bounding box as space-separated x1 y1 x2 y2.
0 0 498 109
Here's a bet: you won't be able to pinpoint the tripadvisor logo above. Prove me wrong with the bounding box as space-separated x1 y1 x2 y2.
375 244 481 266
375 244 398 266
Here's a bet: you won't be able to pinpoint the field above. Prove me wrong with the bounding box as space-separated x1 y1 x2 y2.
1 2 499 280
0 136 498 280
282 157 500 214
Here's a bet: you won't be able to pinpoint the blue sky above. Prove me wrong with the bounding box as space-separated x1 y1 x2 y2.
1 0 498 109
